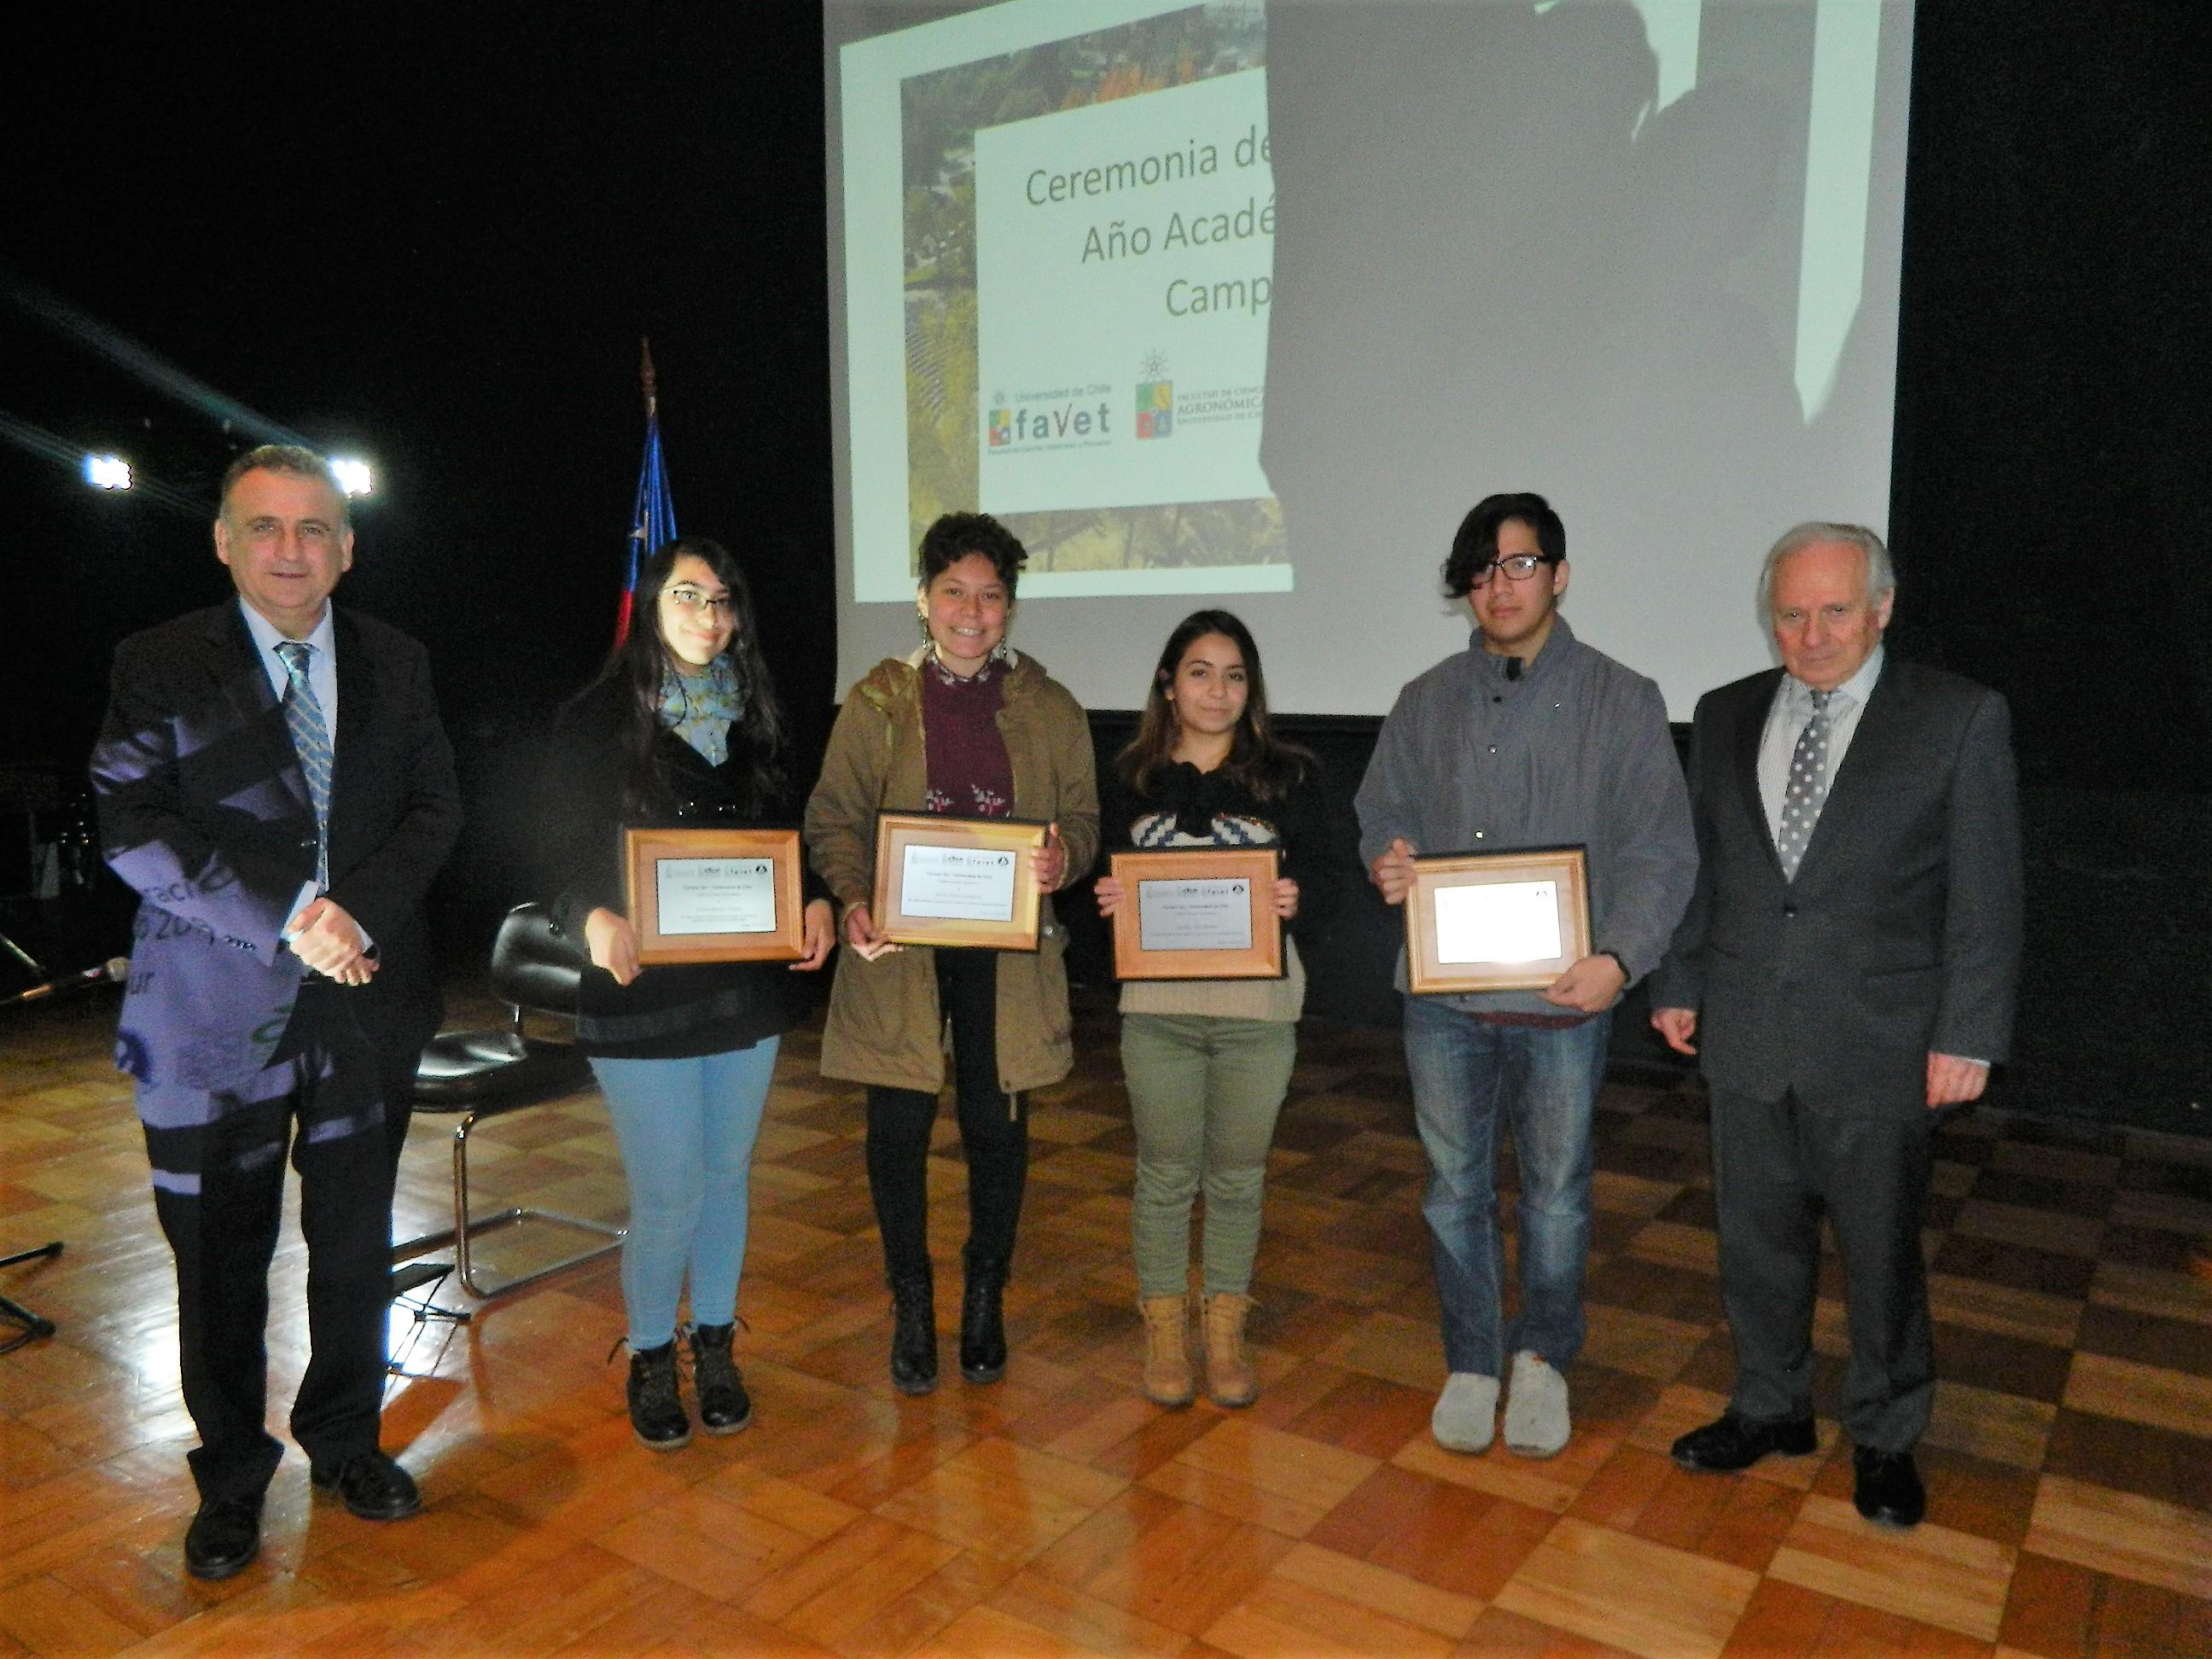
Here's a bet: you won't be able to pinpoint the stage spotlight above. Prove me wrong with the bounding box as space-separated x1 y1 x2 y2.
330 457 373 498
83 454 132 491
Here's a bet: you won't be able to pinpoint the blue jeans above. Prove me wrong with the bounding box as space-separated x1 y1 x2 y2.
1401 996 1609 1378
591 1039 778 1350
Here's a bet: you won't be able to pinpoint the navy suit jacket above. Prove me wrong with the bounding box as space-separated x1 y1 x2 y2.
1650 657 2023 1112
91 600 461 1101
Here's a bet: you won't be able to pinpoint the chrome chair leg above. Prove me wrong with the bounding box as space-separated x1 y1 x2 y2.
393 1108 624 1300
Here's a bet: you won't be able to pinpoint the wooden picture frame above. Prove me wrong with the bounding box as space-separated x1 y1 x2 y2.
1109 847 1284 981
624 827 805 965
871 812 1047 951
1405 846 1592 994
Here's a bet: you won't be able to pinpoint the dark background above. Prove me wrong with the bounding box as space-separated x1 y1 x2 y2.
3 4 2205 1132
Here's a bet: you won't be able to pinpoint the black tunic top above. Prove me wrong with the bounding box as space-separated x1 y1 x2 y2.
1098 758 1342 952
544 677 820 1059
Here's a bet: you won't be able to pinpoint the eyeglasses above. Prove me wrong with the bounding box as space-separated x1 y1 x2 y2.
1468 553 1559 585
664 585 736 618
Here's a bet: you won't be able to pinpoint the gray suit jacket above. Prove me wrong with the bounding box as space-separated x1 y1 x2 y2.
91 600 461 1099
1650 658 2023 1111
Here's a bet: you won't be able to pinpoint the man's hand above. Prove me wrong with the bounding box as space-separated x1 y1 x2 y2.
1544 952 1626 1014
842 901 902 961
1651 1006 1699 1056
1094 874 1124 917
1926 1052 1989 1109
1272 876 1300 920
585 906 642 987
286 897 375 985
792 899 835 971
1369 836 1418 905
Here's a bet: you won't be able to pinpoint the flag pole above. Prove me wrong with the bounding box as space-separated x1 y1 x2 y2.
616 339 676 647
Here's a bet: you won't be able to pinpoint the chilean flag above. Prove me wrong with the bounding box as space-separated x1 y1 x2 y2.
616 414 678 646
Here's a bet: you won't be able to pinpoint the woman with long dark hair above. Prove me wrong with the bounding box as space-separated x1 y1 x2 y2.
1095 610 1332 1408
544 538 833 1449
804 512 1097 1396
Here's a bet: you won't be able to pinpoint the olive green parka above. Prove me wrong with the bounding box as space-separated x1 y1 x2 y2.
803 648 1098 1093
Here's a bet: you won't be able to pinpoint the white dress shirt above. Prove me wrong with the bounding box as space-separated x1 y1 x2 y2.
1756 643 1883 843
237 599 340 926
1755 644 1982 1069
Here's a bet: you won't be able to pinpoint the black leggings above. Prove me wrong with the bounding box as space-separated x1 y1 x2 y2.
864 947 1028 1281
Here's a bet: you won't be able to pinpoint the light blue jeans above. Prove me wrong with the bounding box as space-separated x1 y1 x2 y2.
590 1039 778 1350
1401 996 1609 1378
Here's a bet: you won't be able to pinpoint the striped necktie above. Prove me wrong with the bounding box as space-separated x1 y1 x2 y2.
1774 689 1831 881
275 641 332 890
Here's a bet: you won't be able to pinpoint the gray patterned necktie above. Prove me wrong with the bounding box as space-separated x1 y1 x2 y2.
1775 690 1831 881
275 641 332 889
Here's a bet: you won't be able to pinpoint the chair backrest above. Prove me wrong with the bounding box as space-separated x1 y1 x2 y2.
488 903 585 1018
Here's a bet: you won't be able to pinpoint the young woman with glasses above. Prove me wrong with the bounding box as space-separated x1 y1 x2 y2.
543 538 833 1449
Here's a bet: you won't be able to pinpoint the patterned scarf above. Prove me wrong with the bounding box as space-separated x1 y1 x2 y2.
923 638 1012 688
656 655 745 765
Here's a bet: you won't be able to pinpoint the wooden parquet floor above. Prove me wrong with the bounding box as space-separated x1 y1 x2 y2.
2 986 2209 1657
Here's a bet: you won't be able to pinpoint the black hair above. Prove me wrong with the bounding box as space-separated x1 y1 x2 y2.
1117 608 1313 804
1441 492 1566 598
917 511 1027 597
569 537 788 812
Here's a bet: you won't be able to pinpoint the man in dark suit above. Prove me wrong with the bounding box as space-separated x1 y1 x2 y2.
91 445 461 1579
1650 522 2022 1528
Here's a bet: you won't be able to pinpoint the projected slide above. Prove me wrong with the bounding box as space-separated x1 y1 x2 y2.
832 1 1915 719
841 2 1285 602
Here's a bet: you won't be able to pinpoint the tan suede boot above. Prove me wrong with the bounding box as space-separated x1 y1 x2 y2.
1138 1295 1195 1406
1202 1292 1258 1407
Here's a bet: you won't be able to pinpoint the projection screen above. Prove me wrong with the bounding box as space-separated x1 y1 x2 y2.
827 0 1914 718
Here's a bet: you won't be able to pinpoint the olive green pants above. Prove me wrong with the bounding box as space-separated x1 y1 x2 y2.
1122 1013 1297 1298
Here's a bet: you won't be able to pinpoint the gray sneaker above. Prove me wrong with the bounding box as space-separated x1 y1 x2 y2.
1431 1371 1499 1452
1502 1349 1570 1458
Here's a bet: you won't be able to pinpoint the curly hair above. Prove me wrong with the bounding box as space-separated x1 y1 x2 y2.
917 511 1028 597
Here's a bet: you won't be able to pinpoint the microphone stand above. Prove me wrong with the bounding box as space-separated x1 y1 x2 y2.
2 944 102 1354
0 1241 61 1356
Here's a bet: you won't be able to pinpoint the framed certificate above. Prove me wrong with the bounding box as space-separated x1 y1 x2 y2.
1109 848 1284 981
624 827 805 965
872 812 1048 951
1406 846 1592 994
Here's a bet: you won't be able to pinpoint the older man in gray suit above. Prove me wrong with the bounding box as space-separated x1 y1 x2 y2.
1650 523 2023 1529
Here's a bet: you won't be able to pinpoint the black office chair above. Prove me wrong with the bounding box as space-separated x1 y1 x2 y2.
393 903 624 1299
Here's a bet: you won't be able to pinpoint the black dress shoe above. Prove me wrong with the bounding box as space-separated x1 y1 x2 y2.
1852 1447 1925 1528
310 1450 422 1521
183 1493 263 1580
1671 1411 1819 1472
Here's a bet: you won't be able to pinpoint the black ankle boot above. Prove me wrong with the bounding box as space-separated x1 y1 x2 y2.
888 1272 937 1395
625 1340 690 1450
959 1254 1009 1384
688 1323 752 1434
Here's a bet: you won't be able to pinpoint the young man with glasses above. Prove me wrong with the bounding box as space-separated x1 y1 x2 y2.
1356 492 1696 1461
